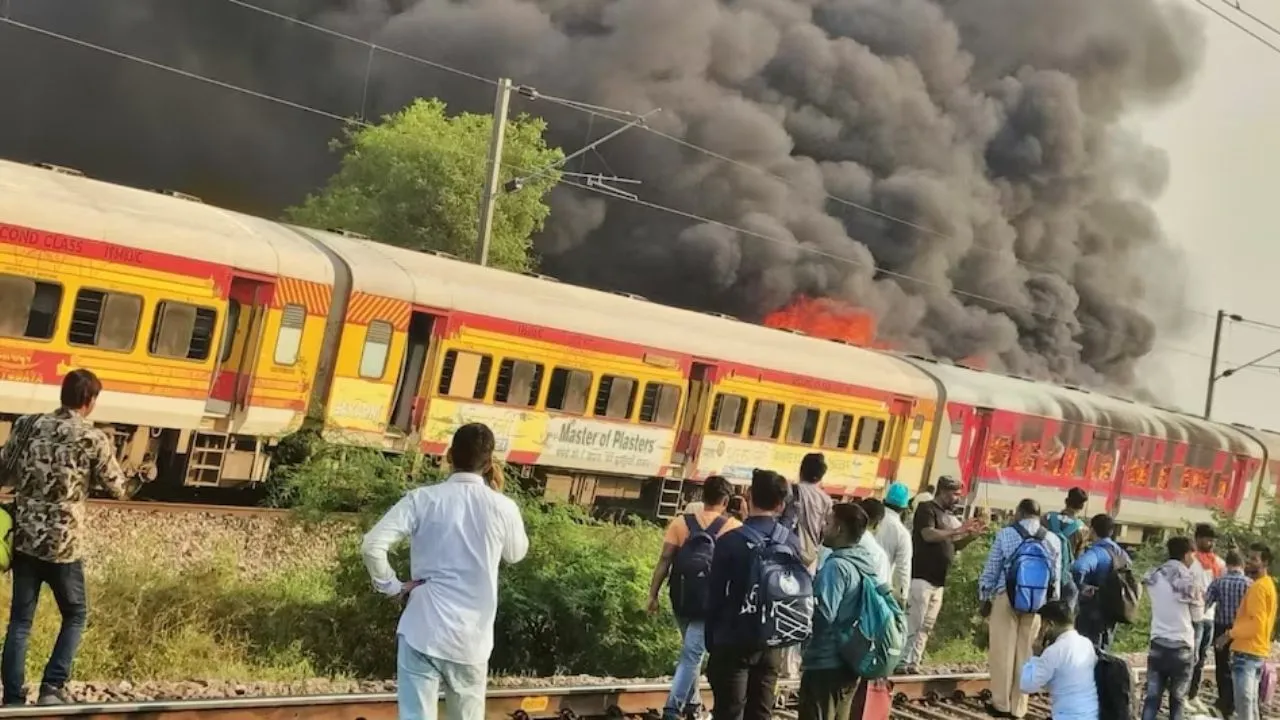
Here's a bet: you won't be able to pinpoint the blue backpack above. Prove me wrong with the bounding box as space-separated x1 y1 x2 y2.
739 524 814 649
835 559 907 679
1006 524 1054 614
669 514 727 620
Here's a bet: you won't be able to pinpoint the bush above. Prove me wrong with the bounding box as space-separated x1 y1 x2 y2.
272 446 681 677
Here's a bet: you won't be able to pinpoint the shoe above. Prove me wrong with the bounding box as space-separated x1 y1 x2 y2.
35 684 69 706
983 703 1014 719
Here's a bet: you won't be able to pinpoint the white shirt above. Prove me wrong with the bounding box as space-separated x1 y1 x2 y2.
1020 629 1099 720
858 531 893 586
361 472 529 665
1148 564 1196 648
1190 553 1221 621
874 513 913 600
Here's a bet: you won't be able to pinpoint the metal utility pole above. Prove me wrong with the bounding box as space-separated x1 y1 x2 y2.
475 77 512 267
1204 309 1227 419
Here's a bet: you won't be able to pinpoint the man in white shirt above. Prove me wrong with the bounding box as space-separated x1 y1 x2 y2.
362 423 530 720
1141 536 1200 720
874 483 913 603
855 498 895 587
1020 601 1098 720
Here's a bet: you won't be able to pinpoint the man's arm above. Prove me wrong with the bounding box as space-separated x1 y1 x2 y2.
1018 643 1059 693
978 531 1007 601
647 543 679 611
89 430 139 499
501 501 529 564
0 415 30 487
1072 547 1098 588
361 494 417 597
814 560 852 625
891 526 912 601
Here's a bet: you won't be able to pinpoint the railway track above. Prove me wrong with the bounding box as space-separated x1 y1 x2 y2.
0 495 303 518
0 674 995 720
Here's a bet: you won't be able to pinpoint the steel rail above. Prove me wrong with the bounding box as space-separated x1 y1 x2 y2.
0 674 997 719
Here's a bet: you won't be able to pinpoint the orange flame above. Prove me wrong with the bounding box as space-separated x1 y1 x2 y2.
763 297 877 347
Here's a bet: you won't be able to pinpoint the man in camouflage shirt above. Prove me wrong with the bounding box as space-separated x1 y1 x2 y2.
0 369 145 706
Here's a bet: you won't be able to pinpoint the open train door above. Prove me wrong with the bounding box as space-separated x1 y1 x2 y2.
1107 434 1134 518
877 397 915 488
206 275 275 416
672 360 716 469
964 408 994 508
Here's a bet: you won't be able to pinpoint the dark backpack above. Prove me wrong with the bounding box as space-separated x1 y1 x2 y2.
669 514 727 619
1095 650 1134 720
1006 524 1054 614
1097 545 1141 625
739 523 814 649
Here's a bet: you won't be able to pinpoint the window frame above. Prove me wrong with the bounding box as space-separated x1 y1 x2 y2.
66 286 144 353
638 381 683 427
853 416 886 454
709 393 748 436
819 411 854 450
784 405 821 446
544 366 593 416
147 300 220 362
272 303 307 367
494 357 545 408
748 399 785 441
357 319 395 380
436 348 494 401
593 374 639 421
0 274 63 343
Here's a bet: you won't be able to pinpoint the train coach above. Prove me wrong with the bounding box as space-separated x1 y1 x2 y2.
0 158 1277 533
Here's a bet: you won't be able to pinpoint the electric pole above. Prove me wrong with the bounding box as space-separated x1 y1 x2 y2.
1204 309 1226 419
475 77 512 267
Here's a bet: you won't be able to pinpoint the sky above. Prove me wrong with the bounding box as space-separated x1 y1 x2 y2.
1132 0 1280 430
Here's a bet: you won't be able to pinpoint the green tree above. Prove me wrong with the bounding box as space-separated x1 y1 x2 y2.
287 98 563 271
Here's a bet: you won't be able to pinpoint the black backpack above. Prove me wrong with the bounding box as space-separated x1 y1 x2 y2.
669 514 727 619
1095 650 1133 720
1097 545 1141 625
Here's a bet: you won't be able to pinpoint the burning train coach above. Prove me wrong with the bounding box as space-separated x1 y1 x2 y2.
0 159 1278 538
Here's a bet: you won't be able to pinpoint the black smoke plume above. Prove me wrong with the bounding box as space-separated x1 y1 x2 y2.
0 0 1204 389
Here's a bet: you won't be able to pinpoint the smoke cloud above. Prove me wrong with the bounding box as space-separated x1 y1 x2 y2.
0 0 1204 389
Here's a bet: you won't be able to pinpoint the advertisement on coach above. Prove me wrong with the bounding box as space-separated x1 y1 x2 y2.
693 436 881 495
421 400 675 476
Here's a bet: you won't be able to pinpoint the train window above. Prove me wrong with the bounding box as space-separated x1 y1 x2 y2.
854 417 886 454
710 393 747 435
947 421 964 459
358 321 394 379
148 301 218 361
639 382 681 426
68 288 142 352
219 300 241 364
1073 433 1092 477
495 358 544 408
0 274 62 341
272 304 306 366
594 375 638 420
820 412 854 450
749 400 784 440
785 406 821 445
437 349 493 400
907 414 926 455
546 367 592 414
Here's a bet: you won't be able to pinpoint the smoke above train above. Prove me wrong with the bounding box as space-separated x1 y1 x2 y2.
0 0 1205 391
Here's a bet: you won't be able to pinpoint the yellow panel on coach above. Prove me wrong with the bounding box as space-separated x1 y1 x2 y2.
418 318 689 478
322 292 413 443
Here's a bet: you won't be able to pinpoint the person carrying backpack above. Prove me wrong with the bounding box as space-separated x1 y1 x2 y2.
648 477 742 720
979 499 1062 719
797 503 888 720
1071 514 1138 651
1045 488 1088 611
706 470 811 720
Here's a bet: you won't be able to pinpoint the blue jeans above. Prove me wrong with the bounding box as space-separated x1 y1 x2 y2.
665 620 707 718
1142 640 1193 720
1188 619 1214 699
396 636 487 720
1 552 87 703
1232 651 1265 720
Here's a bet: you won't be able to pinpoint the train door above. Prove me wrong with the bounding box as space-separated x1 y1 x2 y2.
878 397 914 483
207 276 275 415
964 408 994 492
673 361 716 468
388 312 436 433
1107 434 1134 516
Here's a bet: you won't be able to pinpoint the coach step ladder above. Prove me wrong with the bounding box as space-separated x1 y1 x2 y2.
657 476 685 519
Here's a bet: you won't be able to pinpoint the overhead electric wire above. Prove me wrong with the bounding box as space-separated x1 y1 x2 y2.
1194 0 1280 53
0 12 1257 366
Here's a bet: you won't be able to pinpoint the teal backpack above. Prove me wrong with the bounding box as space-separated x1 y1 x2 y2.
1045 512 1083 580
836 559 907 678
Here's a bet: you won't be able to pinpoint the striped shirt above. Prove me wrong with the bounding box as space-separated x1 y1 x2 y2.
1206 570 1253 627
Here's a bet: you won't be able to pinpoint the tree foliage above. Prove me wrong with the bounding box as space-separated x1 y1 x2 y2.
286 98 563 272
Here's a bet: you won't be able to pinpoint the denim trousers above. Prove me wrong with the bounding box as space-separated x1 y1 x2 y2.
1141 640 1192 720
1232 651 1266 720
665 620 707 718
396 636 487 720
1 552 88 704
1187 619 1214 699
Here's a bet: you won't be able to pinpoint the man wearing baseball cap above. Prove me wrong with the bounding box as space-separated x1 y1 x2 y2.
900 475 985 673
875 482 914 603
